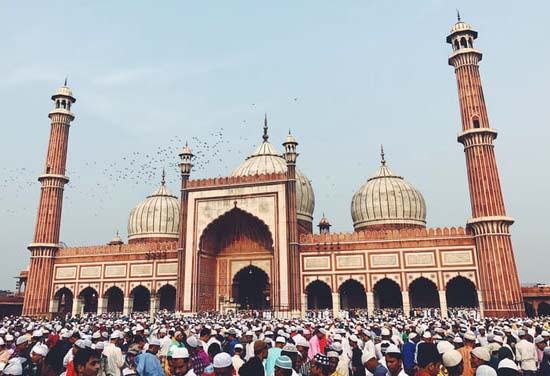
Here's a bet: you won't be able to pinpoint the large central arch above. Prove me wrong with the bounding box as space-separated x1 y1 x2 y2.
197 207 274 311
54 288 73 315
446 276 478 308
232 265 270 309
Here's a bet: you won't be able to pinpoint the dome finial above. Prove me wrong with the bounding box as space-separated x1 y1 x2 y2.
263 113 269 142
456 9 461 21
64 76 68 86
161 168 166 185
380 144 386 166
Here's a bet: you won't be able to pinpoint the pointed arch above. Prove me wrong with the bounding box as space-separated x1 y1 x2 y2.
339 279 367 309
78 287 98 313
373 278 403 309
131 285 150 312
105 286 124 313
157 284 176 311
232 265 270 310
306 280 332 310
525 302 535 318
54 287 73 314
409 277 439 308
538 302 550 316
199 207 274 255
446 276 478 308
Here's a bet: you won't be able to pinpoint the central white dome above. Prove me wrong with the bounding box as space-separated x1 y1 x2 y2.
351 156 426 231
230 130 315 223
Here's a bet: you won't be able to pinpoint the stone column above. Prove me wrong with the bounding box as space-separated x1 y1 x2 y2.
332 293 340 318
301 293 307 318
71 298 81 317
150 294 159 318
48 299 56 315
402 292 411 317
123 297 133 316
477 290 485 318
439 290 448 318
366 292 374 316
97 297 107 315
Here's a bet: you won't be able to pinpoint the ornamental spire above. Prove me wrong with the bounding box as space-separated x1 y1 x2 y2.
161 168 166 185
263 113 269 142
456 9 461 21
380 144 386 166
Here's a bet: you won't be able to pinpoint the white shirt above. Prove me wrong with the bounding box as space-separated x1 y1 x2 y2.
102 342 125 376
232 355 245 373
159 335 172 357
63 348 74 368
515 339 537 371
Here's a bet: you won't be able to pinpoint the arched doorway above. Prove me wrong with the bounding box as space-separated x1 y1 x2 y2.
131 286 150 312
54 288 73 314
525 303 535 318
373 278 403 309
306 280 332 310
79 287 98 314
158 285 176 311
198 208 274 311
339 279 367 309
538 302 550 316
105 286 123 313
409 277 440 308
232 266 269 310
446 276 478 308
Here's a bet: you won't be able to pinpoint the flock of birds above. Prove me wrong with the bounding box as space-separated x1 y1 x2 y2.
0 99 343 223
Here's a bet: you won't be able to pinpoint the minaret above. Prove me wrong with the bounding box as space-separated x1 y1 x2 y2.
283 130 301 315
447 15 524 317
23 82 76 316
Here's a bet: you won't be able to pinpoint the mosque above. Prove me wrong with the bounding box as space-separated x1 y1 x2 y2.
18 18 550 319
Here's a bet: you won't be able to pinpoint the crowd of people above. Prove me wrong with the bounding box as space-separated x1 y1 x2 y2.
0 310 548 376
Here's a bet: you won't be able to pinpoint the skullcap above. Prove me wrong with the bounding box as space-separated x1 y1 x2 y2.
213 352 232 368
275 355 293 370
442 349 462 368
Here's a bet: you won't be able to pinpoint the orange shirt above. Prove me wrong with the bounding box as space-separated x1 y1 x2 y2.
458 346 474 376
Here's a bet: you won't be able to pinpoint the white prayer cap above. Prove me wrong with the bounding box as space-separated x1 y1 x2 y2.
275 336 286 344
381 328 391 336
186 336 199 348
361 351 376 364
437 341 454 355
476 365 497 376
442 349 462 368
498 358 519 371
149 337 161 346
15 336 28 346
171 347 190 359
463 331 476 341
3 358 25 376
31 344 48 357
471 347 490 362
213 352 232 368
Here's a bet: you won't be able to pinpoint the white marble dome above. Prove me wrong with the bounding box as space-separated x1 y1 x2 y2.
351 157 426 231
127 176 179 242
231 135 315 223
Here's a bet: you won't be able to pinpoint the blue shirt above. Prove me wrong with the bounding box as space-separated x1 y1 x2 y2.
402 342 417 369
135 351 164 376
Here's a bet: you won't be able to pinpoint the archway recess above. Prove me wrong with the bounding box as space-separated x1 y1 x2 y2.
373 278 403 309
525 303 535 318
409 277 440 308
197 207 274 311
306 280 333 310
79 287 98 314
105 286 123 313
158 285 176 311
54 288 73 314
538 302 550 316
446 276 478 308
232 265 270 310
131 286 151 312
339 279 367 309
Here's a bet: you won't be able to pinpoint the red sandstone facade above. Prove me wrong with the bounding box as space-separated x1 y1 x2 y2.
20 19 535 318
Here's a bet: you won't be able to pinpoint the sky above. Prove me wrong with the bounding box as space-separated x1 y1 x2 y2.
0 1 548 290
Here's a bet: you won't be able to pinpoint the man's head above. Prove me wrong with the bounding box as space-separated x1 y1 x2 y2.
74 348 100 376
535 336 547 351
212 352 233 376
169 347 191 376
186 336 199 355
362 351 378 372
148 337 161 355
471 347 490 369
15 336 28 352
463 331 476 348
385 345 403 376
30 344 49 364
311 353 330 376
254 340 269 359
327 351 340 374
274 355 293 376
275 336 286 349
417 342 442 376
442 349 463 376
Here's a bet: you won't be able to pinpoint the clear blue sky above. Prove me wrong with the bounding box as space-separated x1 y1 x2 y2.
1 1 548 290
